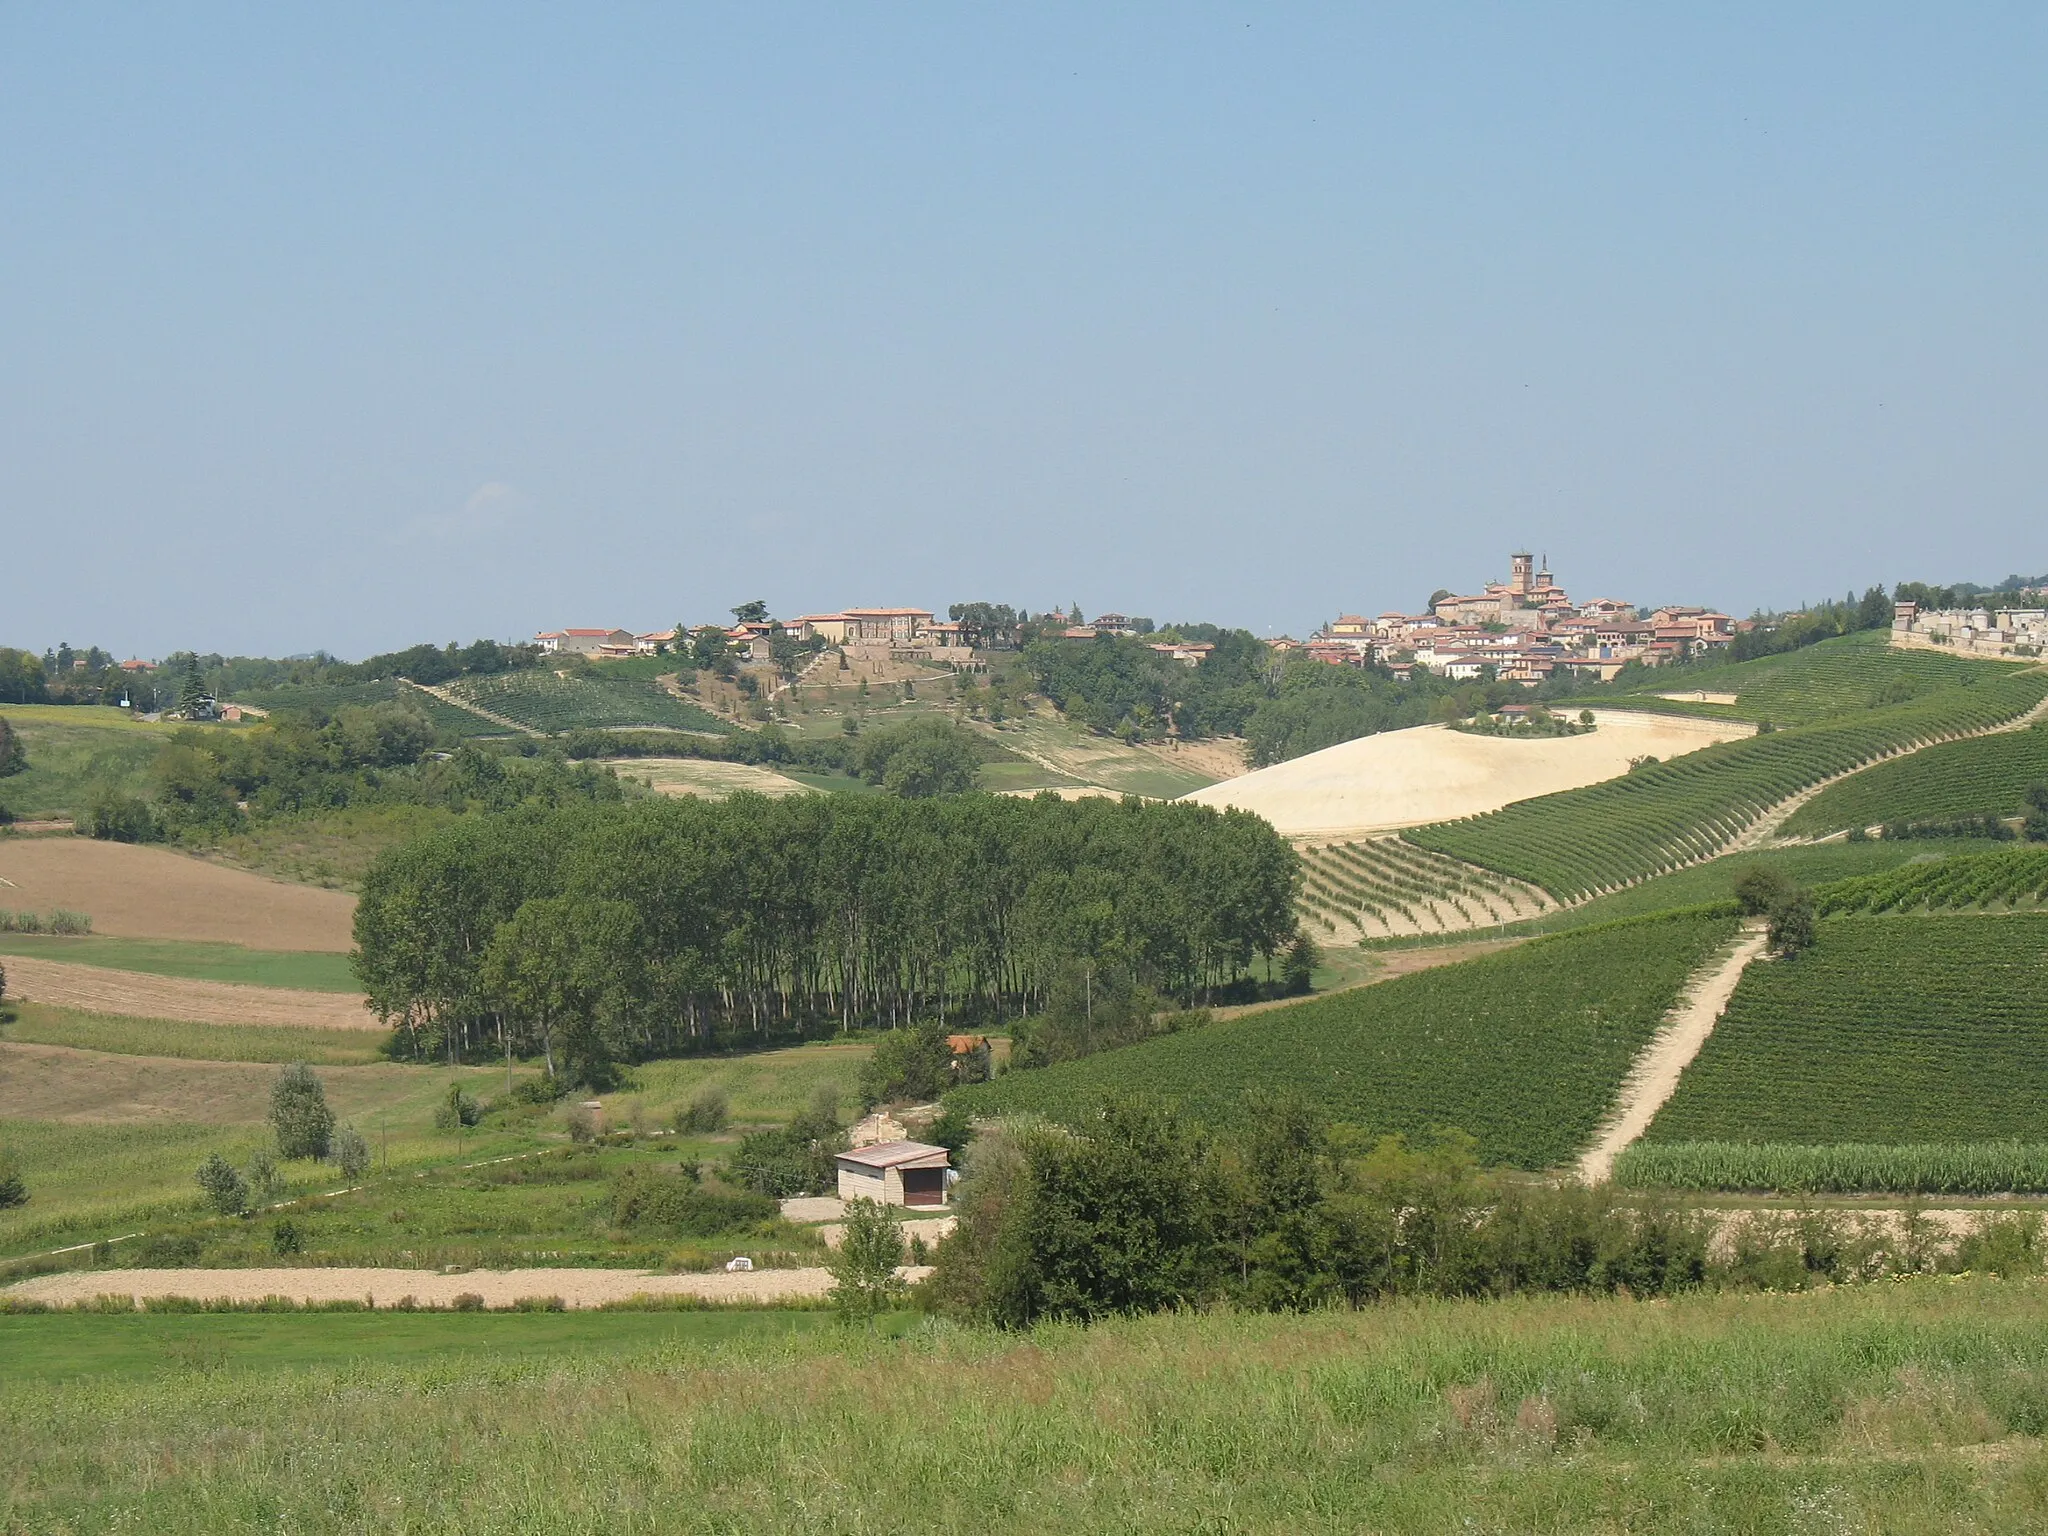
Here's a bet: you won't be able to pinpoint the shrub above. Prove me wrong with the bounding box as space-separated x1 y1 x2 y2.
332 1124 371 1180
674 1089 729 1135
511 1074 571 1106
196 1153 249 1217
451 1292 485 1312
133 1233 203 1266
828 1197 907 1321
432 1085 481 1131
858 1021 952 1109
245 1149 281 1204
609 1165 775 1235
46 910 91 935
269 1063 334 1161
1766 890 1817 958
728 1093 845 1198
565 1104 596 1144
271 1220 302 1257
0 1151 26 1210
79 789 158 843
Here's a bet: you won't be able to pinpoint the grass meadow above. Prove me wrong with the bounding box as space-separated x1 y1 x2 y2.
0 704 169 819
2 1001 385 1066
8 1279 2048 1531
0 933 359 990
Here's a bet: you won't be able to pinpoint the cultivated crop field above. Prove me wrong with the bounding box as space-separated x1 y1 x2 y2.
1784 721 2048 836
230 679 507 738
1296 838 1552 938
2 1002 387 1066
446 670 731 734
1406 666 2048 899
1615 1139 2048 1195
1815 846 2048 914
0 837 355 949
1645 914 2048 1145
953 910 1741 1168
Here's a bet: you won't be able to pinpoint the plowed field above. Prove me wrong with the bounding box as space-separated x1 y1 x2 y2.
1 955 373 1030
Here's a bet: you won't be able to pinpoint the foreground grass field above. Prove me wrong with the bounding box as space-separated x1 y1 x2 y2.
8 1279 2048 1531
1647 913 2048 1145
955 910 1741 1167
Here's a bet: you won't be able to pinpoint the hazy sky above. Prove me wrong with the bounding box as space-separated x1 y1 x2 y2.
5 5 2045 659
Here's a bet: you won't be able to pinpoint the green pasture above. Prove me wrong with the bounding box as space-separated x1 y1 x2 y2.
0 706 168 819
9 1280 2048 1530
1647 912 2048 1145
625 1043 871 1126
201 801 456 888
0 933 358 990
1 1003 384 1066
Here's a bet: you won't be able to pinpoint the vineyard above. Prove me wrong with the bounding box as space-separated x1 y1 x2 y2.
1295 839 1551 938
1604 632 2022 725
1814 847 2048 915
444 670 731 735
1404 667 2048 900
1782 723 2048 837
951 910 1741 1168
1613 1140 2048 1195
231 679 507 738
1644 914 2048 1145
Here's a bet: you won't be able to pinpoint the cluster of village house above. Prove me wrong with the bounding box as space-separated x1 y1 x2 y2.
1893 600 2048 658
1291 552 1737 684
534 607 1220 668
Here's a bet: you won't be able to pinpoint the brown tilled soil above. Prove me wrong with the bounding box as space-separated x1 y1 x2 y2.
6 1264 934 1310
2 955 375 1030
0 1041 471 1125
0 838 355 950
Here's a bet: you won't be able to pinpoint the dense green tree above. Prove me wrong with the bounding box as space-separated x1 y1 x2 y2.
731 600 770 625
854 716 980 797
196 1152 250 1216
828 1198 909 1320
858 1020 954 1108
269 1063 335 1160
0 1149 25 1210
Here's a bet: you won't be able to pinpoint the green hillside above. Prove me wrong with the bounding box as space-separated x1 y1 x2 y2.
232 679 507 738
1814 845 2048 914
1644 914 2048 1144
1603 631 2021 725
0 705 168 818
1405 665 2048 899
952 910 1741 1168
1782 722 2048 836
446 670 731 734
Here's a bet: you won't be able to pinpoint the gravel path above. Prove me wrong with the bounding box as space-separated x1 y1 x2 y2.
3 954 375 1030
6 1264 933 1310
1578 921 1770 1183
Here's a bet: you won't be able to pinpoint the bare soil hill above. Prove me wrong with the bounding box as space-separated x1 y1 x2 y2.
0 839 355 951
614 758 813 799
1181 710 1751 839
0 955 374 1030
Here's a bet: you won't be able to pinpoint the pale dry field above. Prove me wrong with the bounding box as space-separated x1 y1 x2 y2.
0 838 355 950
611 757 813 799
1182 710 1752 838
0 1041 486 1125
6 1263 933 1309
1 955 374 1030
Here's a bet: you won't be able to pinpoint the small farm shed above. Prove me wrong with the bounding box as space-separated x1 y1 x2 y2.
835 1140 952 1208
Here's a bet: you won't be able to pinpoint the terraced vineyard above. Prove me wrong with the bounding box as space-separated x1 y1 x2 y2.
1782 722 2048 837
1604 632 2018 725
231 679 506 738
1295 839 1551 938
1644 914 2048 1145
1614 1140 2048 1195
1405 667 2048 900
1814 847 2048 914
445 670 731 734
952 910 1741 1168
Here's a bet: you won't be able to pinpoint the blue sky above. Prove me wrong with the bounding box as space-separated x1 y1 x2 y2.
4 4 2044 658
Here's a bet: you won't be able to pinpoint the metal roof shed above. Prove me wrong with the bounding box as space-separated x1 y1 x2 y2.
835 1140 952 1208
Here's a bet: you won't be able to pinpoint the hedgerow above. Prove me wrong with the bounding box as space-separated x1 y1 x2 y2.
1644 913 2048 1145
951 909 1742 1169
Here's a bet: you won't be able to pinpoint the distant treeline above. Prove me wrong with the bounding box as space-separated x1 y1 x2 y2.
353 793 1300 1077
83 701 626 844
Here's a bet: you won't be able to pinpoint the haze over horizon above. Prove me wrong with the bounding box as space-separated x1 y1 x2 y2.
5 5 2045 660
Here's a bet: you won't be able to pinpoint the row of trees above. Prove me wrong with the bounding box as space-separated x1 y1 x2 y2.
353 792 1301 1080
